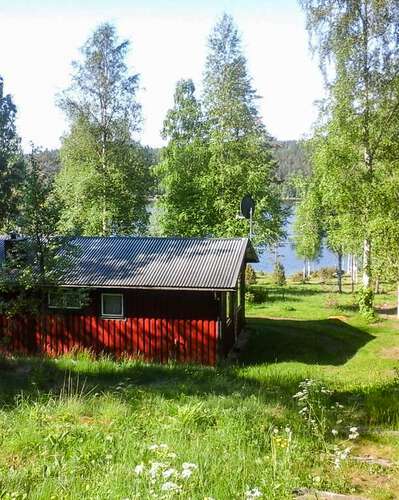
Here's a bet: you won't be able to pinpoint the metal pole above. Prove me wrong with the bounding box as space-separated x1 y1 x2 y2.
249 207 253 240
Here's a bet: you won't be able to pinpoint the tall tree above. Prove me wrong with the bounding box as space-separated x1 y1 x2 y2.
155 79 212 236
0 149 73 315
56 23 151 235
202 14 285 244
300 0 399 294
0 76 24 230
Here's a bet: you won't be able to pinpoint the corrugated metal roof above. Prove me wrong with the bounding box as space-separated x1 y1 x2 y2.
0 236 7 262
59 236 258 290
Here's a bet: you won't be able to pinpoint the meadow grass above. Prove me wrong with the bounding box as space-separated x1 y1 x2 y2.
0 279 398 499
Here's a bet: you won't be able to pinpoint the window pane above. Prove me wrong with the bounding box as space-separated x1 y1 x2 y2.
103 295 123 316
64 292 81 309
48 292 62 308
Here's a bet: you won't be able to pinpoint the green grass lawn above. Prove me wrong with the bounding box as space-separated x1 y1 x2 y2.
0 280 398 499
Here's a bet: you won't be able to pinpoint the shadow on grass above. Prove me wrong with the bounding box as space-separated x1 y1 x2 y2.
240 317 375 366
0 317 396 427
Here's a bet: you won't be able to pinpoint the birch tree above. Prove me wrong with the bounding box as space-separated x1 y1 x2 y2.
57 23 150 235
155 79 212 236
300 0 399 297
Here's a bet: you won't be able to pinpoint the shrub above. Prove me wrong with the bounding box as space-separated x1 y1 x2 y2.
246 286 268 304
357 286 375 321
290 271 305 283
272 262 286 286
245 265 257 286
313 267 336 281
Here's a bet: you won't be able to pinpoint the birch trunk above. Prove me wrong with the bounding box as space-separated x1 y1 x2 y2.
362 239 371 288
337 252 343 293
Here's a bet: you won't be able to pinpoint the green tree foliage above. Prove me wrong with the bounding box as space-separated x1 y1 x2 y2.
0 76 25 230
300 0 399 296
56 23 151 235
155 79 211 236
272 261 286 286
293 186 323 263
202 14 285 244
0 149 73 315
245 264 257 286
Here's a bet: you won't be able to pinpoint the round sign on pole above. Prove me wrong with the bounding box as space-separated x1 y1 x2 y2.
240 195 255 220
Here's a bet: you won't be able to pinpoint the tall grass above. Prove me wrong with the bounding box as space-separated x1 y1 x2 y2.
0 281 398 499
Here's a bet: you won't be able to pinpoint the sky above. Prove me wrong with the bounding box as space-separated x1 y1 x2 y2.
0 0 325 151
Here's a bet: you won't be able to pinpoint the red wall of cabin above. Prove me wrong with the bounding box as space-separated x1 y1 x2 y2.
0 289 221 366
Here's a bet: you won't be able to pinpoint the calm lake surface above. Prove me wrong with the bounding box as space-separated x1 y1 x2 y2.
254 207 338 275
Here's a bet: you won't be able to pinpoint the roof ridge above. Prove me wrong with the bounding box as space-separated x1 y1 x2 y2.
69 236 249 241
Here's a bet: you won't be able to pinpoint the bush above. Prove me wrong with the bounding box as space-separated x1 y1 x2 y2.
246 286 268 304
290 271 305 283
245 265 257 286
313 267 336 281
272 262 286 286
357 286 375 321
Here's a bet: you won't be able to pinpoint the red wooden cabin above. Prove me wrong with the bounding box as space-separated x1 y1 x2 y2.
0 236 258 366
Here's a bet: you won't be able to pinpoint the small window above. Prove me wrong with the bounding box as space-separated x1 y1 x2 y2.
101 293 124 318
48 290 82 310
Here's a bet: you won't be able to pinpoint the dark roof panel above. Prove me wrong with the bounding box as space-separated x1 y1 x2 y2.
61 236 258 290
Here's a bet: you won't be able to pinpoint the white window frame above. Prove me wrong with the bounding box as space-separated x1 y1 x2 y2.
101 293 124 318
48 290 82 310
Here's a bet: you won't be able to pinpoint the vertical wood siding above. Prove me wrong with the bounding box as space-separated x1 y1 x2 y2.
0 314 218 366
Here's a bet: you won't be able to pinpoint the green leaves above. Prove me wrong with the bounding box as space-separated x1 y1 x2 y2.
157 15 285 245
56 24 151 236
299 0 399 289
0 76 24 231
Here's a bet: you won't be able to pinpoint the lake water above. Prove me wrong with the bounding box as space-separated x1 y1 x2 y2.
254 207 338 275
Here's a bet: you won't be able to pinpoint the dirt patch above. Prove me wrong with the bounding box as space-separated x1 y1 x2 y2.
349 469 399 499
351 442 397 462
381 347 399 360
376 303 398 318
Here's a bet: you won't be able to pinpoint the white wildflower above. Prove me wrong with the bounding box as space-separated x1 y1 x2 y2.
134 464 145 475
168 452 177 459
161 482 181 492
181 468 193 479
162 468 177 479
159 443 169 449
331 429 338 436
245 487 263 498
182 462 198 469
273 428 279 434
149 462 167 478
148 444 159 451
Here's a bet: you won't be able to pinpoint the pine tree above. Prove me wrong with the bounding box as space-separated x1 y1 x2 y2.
203 14 284 244
56 23 151 236
0 76 25 230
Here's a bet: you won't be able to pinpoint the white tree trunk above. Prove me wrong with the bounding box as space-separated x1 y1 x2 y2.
362 239 371 288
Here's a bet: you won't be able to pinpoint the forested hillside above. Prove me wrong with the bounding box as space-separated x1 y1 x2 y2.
34 141 308 196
